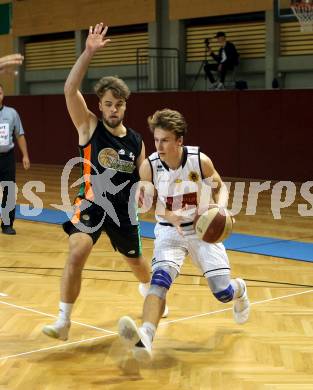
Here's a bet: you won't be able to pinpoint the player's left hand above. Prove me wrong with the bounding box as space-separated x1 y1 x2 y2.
86 23 111 54
23 156 30 170
0 54 24 74
208 203 236 224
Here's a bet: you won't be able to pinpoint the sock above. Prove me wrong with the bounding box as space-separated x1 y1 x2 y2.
58 302 73 323
140 322 156 343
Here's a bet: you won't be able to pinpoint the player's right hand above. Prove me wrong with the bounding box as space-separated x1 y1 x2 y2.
160 208 186 235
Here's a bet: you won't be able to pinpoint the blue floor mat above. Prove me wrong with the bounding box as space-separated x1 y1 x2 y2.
12 206 313 263
16 206 70 225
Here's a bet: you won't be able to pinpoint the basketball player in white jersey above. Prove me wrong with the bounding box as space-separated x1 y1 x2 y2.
118 108 250 361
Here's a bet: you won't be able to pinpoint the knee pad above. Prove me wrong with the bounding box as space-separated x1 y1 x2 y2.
213 284 234 303
148 267 177 299
151 269 173 289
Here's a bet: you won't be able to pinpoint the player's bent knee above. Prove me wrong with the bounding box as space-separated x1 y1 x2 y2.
147 267 177 299
213 284 234 303
151 269 173 289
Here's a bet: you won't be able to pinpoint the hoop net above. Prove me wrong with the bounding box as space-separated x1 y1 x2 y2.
291 1 313 32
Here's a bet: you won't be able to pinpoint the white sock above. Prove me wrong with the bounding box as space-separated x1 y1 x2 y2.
58 302 73 323
140 322 156 343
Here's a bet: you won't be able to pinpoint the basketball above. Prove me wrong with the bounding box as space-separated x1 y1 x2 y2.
194 206 233 243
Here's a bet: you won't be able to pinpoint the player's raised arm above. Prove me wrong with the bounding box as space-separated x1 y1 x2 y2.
64 23 111 144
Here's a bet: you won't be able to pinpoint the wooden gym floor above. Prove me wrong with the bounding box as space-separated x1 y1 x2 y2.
0 164 313 390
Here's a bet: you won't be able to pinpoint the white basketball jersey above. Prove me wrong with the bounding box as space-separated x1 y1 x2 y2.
148 146 203 224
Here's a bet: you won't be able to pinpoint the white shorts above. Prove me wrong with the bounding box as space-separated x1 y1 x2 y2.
152 224 230 278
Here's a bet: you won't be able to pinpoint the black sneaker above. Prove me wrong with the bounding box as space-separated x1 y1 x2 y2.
2 226 16 235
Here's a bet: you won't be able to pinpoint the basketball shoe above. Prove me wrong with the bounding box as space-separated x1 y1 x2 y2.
118 316 152 362
42 320 71 341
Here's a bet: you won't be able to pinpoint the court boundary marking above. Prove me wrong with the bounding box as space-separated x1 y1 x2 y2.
1 287 313 361
0 300 116 334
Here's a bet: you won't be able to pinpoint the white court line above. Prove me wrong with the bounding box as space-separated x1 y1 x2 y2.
0 300 115 334
1 287 313 361
161 288 313 326
0 293 8 297
0 333 116 361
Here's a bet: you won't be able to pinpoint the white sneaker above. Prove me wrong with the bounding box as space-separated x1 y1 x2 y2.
209 82 218 90
118 316 152 362
138 283 169 318
233 278 250 324
42 320 71 341
215 82 225 90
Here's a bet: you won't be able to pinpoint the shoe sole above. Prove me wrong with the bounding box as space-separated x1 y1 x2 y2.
118 316 141 348
118 316 152 362
42 326 68 341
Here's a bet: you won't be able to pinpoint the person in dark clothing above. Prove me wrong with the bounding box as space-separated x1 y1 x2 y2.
204 31 239 89
42 22 152 341
0 53 28 235
0 84 30 235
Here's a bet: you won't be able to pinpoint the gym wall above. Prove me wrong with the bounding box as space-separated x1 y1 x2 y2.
5 90 312 182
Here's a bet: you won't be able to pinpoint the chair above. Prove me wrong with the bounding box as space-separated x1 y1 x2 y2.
223 66 238 89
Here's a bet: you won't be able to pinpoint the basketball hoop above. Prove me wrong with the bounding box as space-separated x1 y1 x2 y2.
291 0 313 32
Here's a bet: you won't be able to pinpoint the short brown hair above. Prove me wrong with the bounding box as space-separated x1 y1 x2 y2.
148 108 187 138
94 76 130 100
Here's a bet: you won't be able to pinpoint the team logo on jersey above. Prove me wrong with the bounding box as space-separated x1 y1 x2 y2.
118 149 125 155
175 179 182 184
188 171 200 182
98 148 135 173
157 164 164 172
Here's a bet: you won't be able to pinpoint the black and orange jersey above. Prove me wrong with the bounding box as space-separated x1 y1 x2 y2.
74 120 142 224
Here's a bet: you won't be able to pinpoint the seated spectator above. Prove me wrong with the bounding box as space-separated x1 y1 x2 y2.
204 32 239 89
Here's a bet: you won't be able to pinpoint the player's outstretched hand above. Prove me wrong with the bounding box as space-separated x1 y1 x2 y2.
86 23 111 54
0 54 24 74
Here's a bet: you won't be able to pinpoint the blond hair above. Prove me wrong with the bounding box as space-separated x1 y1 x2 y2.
94 76 130 100
148 108 187 138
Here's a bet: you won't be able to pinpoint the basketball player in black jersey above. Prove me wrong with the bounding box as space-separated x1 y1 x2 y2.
42 23 150 341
